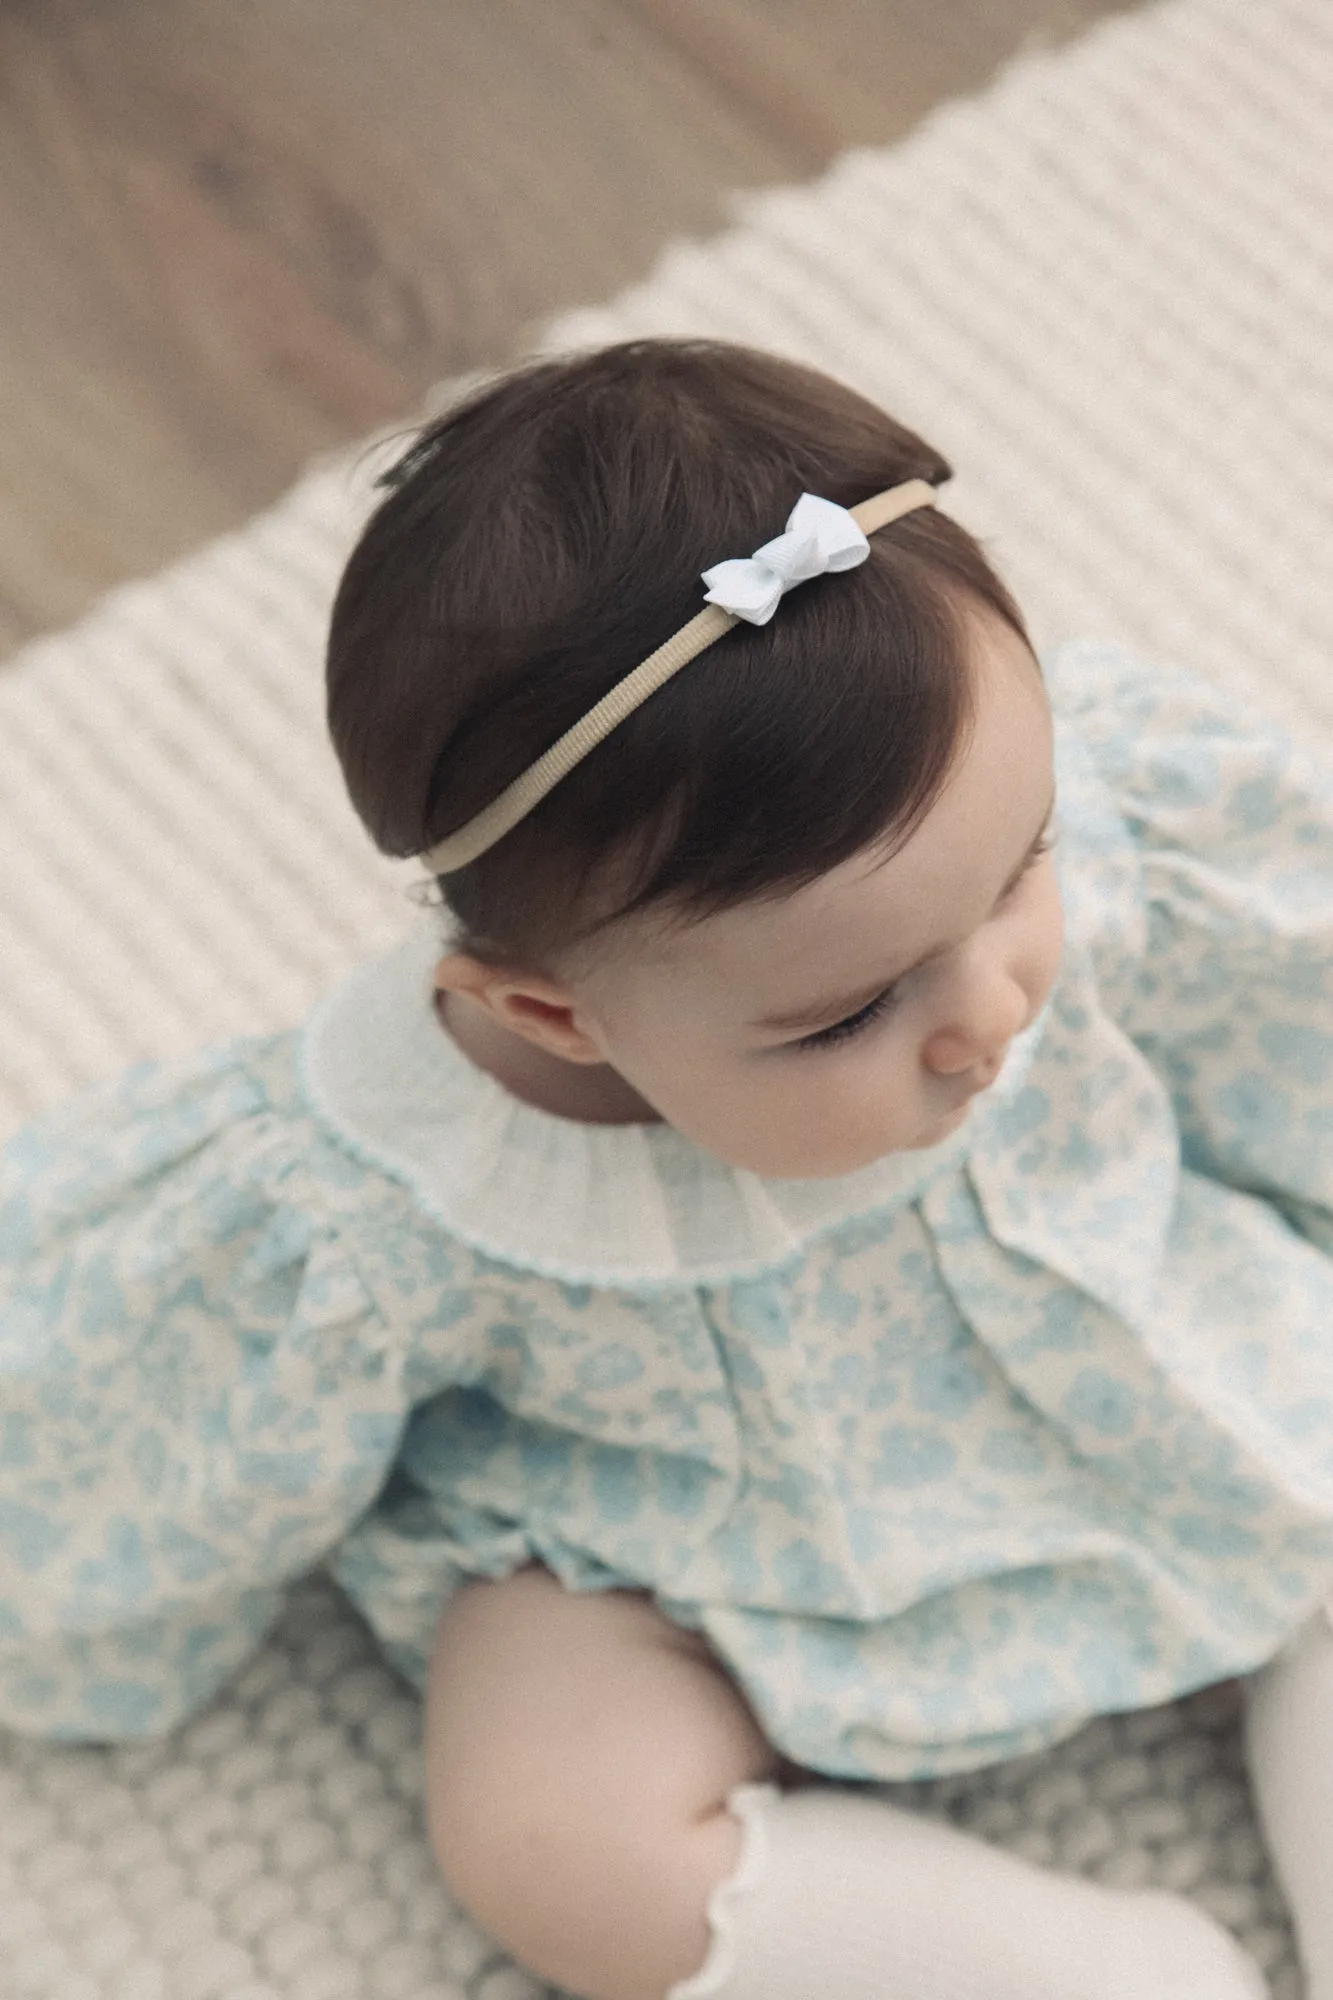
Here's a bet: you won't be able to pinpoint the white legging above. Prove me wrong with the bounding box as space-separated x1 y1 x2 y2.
664 1613 1333 2000
1242 1603 1333 2000
665 1775 1267 2000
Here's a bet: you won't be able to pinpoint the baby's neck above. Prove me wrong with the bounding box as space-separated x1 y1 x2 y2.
435 990 664 1127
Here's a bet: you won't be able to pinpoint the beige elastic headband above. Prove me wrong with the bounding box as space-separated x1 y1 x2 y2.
420 477 938 875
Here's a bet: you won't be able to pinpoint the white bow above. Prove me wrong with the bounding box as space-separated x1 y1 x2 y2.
700 492 870 625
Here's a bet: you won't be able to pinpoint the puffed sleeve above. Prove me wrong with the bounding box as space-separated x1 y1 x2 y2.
0 1036 410 1741
1049 636 1333 1249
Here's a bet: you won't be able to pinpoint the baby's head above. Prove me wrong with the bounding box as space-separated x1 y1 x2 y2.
327 339 1062 1179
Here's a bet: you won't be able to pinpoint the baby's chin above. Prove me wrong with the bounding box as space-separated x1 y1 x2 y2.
861 1101 979 1171
913 1098 976 1146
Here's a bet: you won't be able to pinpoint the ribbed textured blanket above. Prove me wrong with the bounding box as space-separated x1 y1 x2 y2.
1 0 1329 1992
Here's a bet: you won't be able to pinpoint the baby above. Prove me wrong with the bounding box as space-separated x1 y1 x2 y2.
5 338 1333 2000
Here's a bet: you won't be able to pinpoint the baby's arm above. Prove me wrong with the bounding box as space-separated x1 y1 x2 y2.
0 1036 408 1743
1055 639 1333 1234
422 1564 1264 2000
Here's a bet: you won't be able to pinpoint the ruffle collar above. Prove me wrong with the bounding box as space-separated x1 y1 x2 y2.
299 922 1047 1289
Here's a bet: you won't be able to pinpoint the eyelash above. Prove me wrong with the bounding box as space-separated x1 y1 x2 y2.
791 834 1055 1055
794 986 899 1053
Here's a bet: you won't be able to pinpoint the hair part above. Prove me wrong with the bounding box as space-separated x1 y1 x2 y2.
326 338 1033 978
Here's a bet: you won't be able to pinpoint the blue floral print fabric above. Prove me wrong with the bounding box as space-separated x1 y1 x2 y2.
4 637 1333 1780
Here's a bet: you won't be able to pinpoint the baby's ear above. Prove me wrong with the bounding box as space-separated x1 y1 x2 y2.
433 953 607 1065
432 949 498 1003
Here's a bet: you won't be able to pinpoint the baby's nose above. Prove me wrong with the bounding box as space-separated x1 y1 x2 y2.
922 975 1028 1077
923 1032 1006 1079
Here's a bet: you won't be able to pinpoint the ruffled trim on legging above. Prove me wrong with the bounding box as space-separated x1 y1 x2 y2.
665 1781 782 1998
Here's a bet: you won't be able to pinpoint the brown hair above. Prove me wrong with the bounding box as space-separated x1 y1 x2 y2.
326 338 1033 975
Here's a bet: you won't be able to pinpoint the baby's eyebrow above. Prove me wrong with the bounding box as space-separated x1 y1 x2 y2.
750 789 1057 1036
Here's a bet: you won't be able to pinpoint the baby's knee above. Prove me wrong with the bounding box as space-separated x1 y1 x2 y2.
422 1570 778 2000
429 1761 744 2000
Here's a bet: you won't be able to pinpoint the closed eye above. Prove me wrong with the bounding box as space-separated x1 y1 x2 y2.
789 831 1055 1056
792 983 901 1054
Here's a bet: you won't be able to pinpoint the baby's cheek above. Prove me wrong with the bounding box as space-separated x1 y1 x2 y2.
818 1063 920 1154
1045 887 1067 975
1027 873 1066 999
738 1074 847 1173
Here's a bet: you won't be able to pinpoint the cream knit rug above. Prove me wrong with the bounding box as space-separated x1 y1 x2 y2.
2 0 1332 1993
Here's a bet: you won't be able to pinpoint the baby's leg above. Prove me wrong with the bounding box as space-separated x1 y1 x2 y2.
424 1563 1267 2000
423 1563 780 2000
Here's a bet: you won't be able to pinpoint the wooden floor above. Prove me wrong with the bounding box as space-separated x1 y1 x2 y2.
0 0 1146 658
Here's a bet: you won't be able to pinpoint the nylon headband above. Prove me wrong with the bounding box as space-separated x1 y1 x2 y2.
420 478 938 875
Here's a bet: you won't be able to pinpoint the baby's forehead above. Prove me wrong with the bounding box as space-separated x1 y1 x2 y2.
599 836 934 990
583 621 1053 1003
